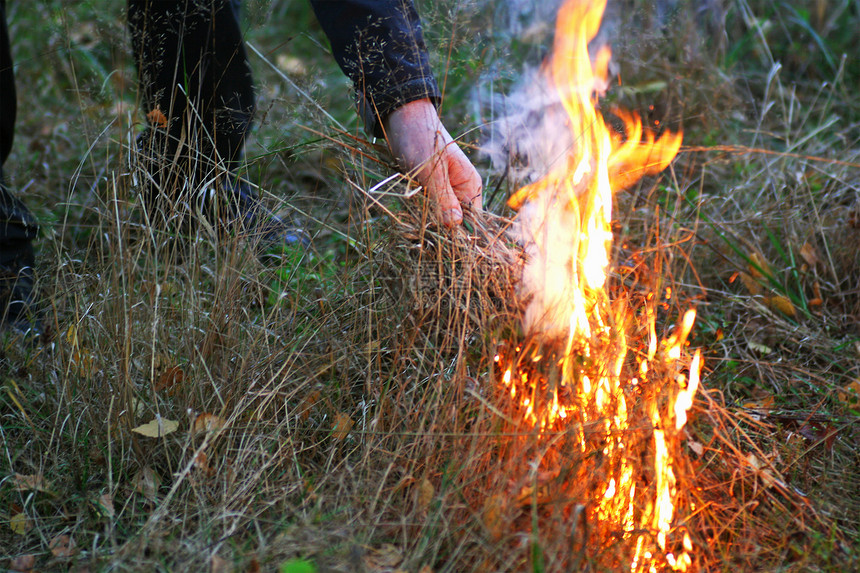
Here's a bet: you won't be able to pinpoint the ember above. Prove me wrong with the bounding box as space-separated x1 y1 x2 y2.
495 0 701 570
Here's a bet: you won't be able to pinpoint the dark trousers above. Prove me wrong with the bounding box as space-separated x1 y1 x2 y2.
128 0 256 197
0 0 38 268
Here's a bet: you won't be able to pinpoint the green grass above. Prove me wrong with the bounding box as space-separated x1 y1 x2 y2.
2 0 859 571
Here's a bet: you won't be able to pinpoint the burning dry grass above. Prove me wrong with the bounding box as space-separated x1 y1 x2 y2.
2 0 860 571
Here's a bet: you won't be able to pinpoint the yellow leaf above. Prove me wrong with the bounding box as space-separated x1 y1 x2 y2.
10 512 32 535
49 534 77 558
192 413 227 435
66 324 78 346
71 348 97 377
764 295 796 318
417 478 434 512
739 272 762 296
748 252 771 280
836 380 860 409
332 412 354 441
132 416 179 438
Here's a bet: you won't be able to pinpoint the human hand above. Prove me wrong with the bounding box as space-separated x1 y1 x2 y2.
383 99 482 227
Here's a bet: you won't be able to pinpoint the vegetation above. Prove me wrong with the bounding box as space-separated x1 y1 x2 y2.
2 0 858 571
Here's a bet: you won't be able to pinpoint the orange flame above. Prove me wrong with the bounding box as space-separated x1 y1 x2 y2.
499 0 698 570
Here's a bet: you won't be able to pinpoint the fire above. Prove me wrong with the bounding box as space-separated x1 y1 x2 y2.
497 0 699 570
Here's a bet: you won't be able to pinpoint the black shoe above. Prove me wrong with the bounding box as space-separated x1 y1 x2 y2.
218 176 309 261
0 240 41 340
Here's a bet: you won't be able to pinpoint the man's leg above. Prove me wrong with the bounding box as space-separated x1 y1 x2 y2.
128 0 259 230
0 0 40 336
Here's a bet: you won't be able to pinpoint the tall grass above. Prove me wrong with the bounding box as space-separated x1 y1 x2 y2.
1 0 858 571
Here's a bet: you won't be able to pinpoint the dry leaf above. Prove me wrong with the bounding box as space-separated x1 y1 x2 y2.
49 534 77 558
417 478 434 512
688 441 704 456
800 242 820 268
147 106 168 129
155 365 185 393
483 494 506 540
210 555 230 573
739 272 762 296
764 295 796 318
194 451 215 478
809 281 823 307
836 380 860 409
748 252 771 280
748 341 772 355
363 544 402 571
66 324 79 346
133 466 162 501
71 348 97 377
746 454 777 489
12 473 52 493
132 416 179 438
297 390 321 421
743 396 775 410
10 512 32 535
8 554 35 572
97 492 115 519
193 413 227 435
417 566 434 573
332 412 354 441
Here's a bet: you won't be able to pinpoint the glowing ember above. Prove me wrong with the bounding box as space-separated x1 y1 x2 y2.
498 0 700 570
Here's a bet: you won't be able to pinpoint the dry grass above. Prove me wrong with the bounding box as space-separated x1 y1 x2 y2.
2 0 860 571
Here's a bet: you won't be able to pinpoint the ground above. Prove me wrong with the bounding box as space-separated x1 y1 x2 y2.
1 1 858 571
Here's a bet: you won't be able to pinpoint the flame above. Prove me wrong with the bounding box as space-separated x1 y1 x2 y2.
496 0 700 570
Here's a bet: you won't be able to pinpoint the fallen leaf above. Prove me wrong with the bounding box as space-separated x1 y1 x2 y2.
363 544 402 571
417 478 434 512
748 341 772 355
748 252 772 280
133 466 162 501
193 413 227 435
800 242 820 268
743 396 775 410
297 390 321 421
12 473 52 493
8 554 35 572
417 566 434 573
764 295 796 318
132 416 179 438
483 494 506 540
836 380 860 409
49 534 77 558
746 454 777 489
210 555 230 573
687 441 704 456
10 512 32 534
71 348 97 377
66 324 79 346
96 492 115 519
739 272 762 296
147 106 168 129
155 365 185 393
194 451 215 477
332 412 354 441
